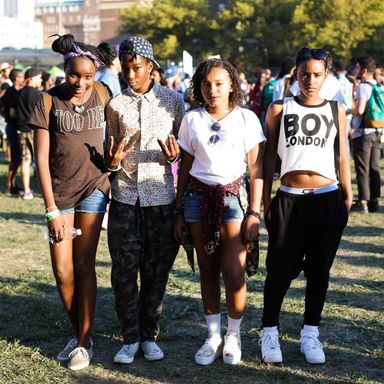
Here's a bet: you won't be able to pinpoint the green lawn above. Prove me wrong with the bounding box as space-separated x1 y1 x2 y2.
0 153 383 384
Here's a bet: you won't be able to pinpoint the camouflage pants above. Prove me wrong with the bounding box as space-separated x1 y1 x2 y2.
108 199 179 344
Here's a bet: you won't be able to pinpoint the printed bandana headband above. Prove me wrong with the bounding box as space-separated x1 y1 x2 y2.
64 44 104 68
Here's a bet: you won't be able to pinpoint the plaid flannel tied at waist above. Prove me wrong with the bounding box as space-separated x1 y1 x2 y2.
189 176 242 255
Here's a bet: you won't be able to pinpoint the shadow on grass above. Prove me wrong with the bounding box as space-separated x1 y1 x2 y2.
1 274 383 384
338 239 384 256
0 211 44 225
344 225 384 238
95 260 112 268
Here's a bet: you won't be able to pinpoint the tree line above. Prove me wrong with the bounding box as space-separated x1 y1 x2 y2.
119 0 384 72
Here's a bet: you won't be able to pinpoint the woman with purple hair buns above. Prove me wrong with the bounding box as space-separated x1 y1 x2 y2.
29 34 114 371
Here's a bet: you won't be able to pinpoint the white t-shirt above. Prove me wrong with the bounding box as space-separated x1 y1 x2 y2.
290 74 345 105
178 107 265 185
273 74 292 101
278 97 338 182
351 79 379 138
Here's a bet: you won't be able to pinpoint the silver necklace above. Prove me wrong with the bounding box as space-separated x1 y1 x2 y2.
73 92 86 114
74 104 85 114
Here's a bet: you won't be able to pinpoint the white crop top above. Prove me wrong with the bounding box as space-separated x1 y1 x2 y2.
178 107 265 185
278 97 338 182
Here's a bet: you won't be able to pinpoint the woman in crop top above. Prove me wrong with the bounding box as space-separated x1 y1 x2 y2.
259 48 353 365
29 34 112 371
175 59 265 365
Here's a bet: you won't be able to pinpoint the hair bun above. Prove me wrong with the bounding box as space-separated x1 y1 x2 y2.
97 42 117 66
51 34 75 55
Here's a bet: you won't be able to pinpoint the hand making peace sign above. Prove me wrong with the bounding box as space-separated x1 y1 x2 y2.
105 135 135 170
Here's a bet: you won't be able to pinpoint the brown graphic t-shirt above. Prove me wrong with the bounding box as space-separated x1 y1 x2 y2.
29 83 110 210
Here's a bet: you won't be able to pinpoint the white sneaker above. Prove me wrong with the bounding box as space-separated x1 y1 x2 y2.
57 338 78 362
195 336 223 366
300 327 325 364
141 341 164 361
114 342 140 364
259 327 283 363
223 331 241 365
68 346 93 371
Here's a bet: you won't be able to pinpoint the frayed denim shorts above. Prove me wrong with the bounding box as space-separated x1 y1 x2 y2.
183 191 245 223
60 189 108 215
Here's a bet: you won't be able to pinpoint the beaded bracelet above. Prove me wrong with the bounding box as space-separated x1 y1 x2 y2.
45 209 61 221
45 205 57 212
245 209 262 221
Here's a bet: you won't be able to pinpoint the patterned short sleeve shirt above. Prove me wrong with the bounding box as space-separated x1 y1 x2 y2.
106 81 185 206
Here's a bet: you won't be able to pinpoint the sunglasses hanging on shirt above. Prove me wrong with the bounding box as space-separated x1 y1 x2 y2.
209 122 221 144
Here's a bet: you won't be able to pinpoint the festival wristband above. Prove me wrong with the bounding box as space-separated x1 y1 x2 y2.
45 209 61 221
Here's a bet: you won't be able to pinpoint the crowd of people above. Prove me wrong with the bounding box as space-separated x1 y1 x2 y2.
0 34 382 372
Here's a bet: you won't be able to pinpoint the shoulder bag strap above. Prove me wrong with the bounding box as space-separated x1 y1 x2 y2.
93 81 110 107
42 91 53 127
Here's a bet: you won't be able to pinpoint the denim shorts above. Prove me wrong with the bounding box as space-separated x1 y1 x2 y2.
183 191 245 223
60 189 108 215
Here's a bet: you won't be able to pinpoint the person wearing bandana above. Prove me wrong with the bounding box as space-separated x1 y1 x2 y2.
29 34 114 371
104 36 185 364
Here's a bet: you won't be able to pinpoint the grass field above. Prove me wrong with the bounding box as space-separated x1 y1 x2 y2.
0 153 383 384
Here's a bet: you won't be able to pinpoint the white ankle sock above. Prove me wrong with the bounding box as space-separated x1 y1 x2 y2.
302 325 319 334
227 316 242 334
205 313 221 339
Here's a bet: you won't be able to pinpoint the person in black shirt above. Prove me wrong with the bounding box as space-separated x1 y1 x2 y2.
15 67 42 199
1 68 24 194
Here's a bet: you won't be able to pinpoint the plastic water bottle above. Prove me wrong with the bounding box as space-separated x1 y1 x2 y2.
42 226 82 242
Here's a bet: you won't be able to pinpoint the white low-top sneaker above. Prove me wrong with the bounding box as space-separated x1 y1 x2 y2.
68 346 93 371
141 341 164 361
195 336 223 366
57 338 78 362
223 332 241 365
259 327 283 363
114 342 140 364
300 328 325 364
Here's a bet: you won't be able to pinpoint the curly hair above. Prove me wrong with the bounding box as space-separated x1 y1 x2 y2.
190 59 243 108
51 34 116 67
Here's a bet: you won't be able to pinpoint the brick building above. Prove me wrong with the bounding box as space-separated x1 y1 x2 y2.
35 0 151 47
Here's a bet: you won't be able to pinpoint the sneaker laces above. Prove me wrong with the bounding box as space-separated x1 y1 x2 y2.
301 334 323 351
68 347 89 360
143 342 161 355
121 344 138 354
196 338 221 357
224 333 240 356
64 338 78 351
259 332 280 350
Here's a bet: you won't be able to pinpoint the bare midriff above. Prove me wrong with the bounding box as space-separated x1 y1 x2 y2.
281 171 336 188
